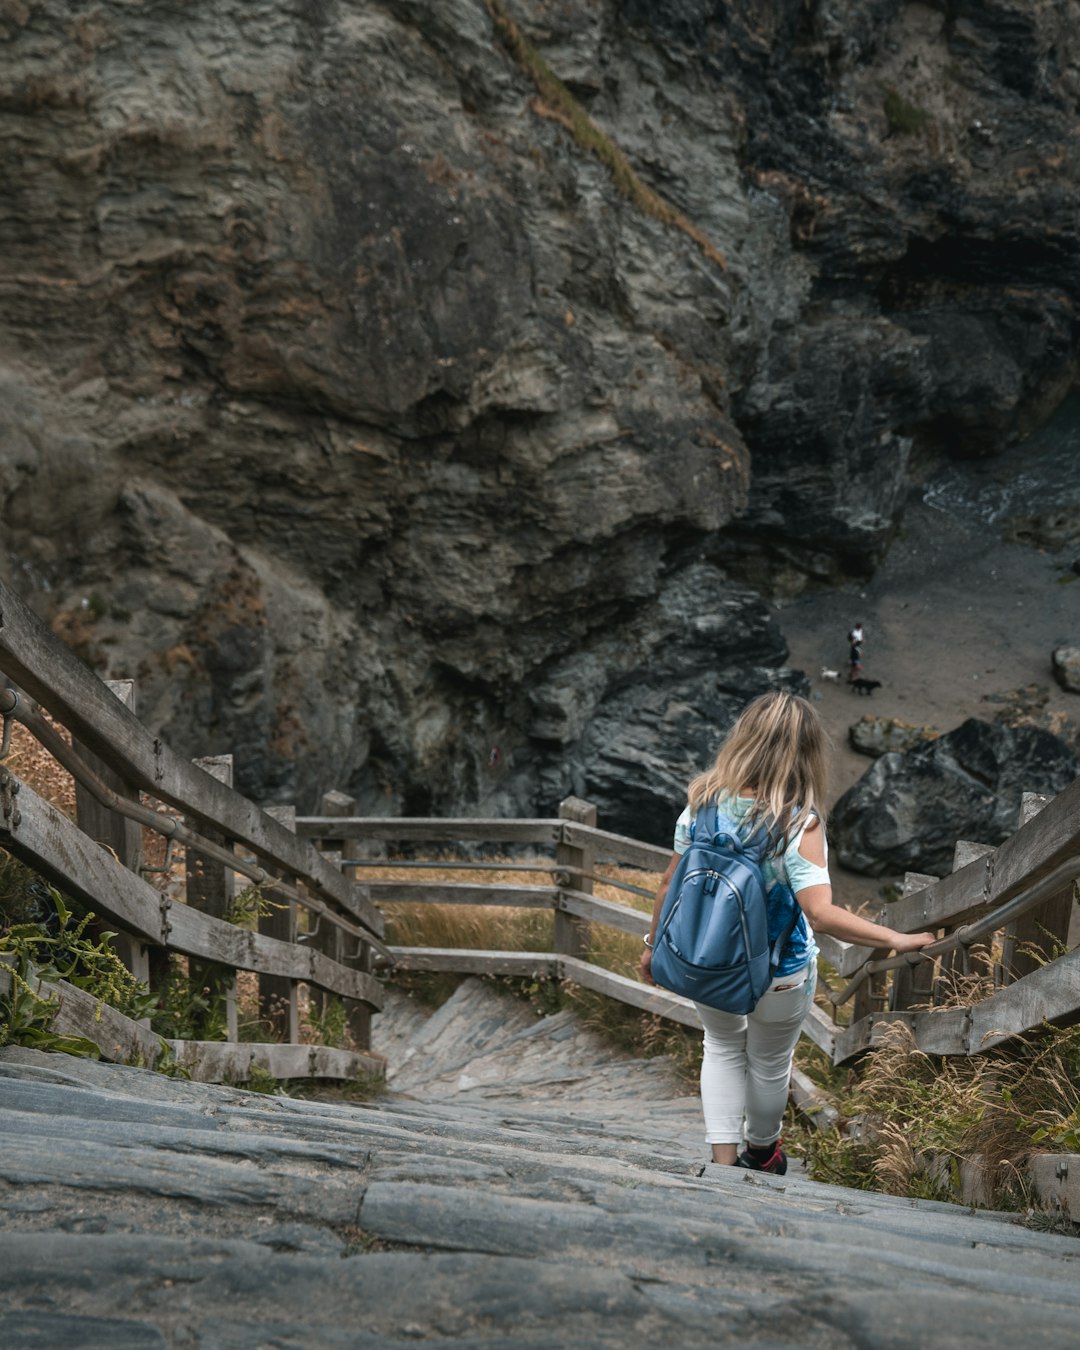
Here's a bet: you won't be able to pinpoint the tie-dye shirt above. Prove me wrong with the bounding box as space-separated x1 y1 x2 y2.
672 793 826 978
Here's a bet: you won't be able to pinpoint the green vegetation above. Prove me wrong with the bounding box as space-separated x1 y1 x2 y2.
484 0 726 270
883 87 931 137
794 1015 1080 1213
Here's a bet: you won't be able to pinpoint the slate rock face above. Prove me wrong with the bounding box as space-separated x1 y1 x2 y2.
848 715 940 759
831 718 1080 876
4 0 1080 824
1052 647 1080 694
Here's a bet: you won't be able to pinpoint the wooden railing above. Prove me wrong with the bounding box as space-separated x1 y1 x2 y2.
0 579 385 1083
297 774 1080 1069
3 571 1078 1092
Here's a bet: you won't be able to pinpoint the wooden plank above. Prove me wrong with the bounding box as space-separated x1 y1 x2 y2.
815 933 869 979
800 1002 838 1058
164 1040 385 1083
0 578 383 939
834 1008 971 1063
296 816 560 846
1027 1153 1080 1222
74 679 153 1003
562 822 672 873
260 804 300 1044
889 872 940 1011
555 797 596 961
187 754 238 1040
0 966 164 1068
557 955 701 1029
1000 793 1075 982
319 790 373 1049
366 881 556 908
968 946 1080 1051
789 1066 840 1132
388 947 558 979
0 778 382 1010
885 775 1080 935
557 889 649 938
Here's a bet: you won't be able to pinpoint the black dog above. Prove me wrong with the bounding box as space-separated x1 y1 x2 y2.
850 678 882 696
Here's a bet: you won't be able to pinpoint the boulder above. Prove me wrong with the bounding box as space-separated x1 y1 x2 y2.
848 715 939 759
831 718 1080 876
1051 647 1080 694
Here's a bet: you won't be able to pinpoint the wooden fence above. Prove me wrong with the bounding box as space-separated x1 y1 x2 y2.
0 579 385 1083
3 570 1079 1096
296 775 1080 1070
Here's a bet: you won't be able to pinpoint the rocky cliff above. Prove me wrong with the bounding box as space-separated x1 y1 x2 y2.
2 0 1079 839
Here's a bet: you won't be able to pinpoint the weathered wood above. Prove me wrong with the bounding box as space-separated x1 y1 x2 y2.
558 955 701 1030
260 804 300 1044
320 790 373 1049
556 889 649 938
164 1039 385 1083
834 1008 971 1063
73 679 152 1003
366 881 557 908
0 965 164 1068
936 841 994 995
309 845 345 1027
0 578 382 939
388 947 559 979
885 774 1080 936
1027 1153 1080 1222
1000 794 1075 983
562 821 673 873
187 754 238 1040
815 934 870 979
968 946 1080 1051
297 816 561 845
555 798 596 962
889 872 940 1012
789 1066 840 1132
0 778 382 1010
800 1002 838 1059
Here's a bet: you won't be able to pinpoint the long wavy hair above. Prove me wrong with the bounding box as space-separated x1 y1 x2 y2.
687 691 829 850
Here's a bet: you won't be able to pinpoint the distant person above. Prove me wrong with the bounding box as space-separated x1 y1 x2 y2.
641 691 934 1174
847 620 864 682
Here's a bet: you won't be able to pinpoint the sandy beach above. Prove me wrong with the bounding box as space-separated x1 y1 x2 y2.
774 492 1079 910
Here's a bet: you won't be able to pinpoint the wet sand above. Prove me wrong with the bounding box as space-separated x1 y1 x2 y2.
774 494 1079 910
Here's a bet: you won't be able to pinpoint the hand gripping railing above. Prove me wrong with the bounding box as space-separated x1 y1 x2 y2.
829 853 1080 1008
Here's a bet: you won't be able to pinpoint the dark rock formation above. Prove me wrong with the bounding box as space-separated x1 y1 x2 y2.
3 0 1080 825
831 718 1080 876
848 715 939 759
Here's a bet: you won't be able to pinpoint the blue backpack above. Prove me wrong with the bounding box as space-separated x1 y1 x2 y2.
650 804 800 1014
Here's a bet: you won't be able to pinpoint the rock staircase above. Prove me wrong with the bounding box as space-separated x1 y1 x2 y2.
1 982 1079 1348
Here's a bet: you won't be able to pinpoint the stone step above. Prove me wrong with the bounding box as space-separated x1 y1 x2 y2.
378 977 539 1092
2 1046 1078 1349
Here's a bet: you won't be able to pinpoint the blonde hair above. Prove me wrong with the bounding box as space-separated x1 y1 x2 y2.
687 691 829 850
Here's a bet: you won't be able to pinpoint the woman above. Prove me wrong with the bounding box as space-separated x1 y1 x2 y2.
641 691 934 1174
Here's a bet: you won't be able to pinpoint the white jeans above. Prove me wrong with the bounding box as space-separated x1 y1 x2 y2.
695 966 817 1147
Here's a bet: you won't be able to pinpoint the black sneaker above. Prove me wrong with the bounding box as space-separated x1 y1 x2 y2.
734 1140 787 1175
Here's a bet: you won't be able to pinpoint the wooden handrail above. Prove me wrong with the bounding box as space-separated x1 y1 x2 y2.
0 578 383 941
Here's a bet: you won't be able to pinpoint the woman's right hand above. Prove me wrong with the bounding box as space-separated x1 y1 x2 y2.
640 945 655 985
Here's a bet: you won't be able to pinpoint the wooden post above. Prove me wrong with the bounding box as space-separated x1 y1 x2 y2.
933 840 995 998
556 797 596 962
1000 793 1076 983
186 755 238 1040
259 804 300 1043
73 680 154 1020
320 789 371 1050
888 872 939 1011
